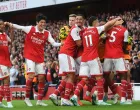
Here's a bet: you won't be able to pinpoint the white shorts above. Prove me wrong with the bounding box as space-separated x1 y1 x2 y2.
75 56 81 75
0 65 9 80
79 57 103 77
59 54 75 76
103 58 127 73
26 59 45 75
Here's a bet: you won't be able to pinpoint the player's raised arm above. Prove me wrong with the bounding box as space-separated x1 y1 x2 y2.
48 32 62 47
4 22 31 34
104 17 123 31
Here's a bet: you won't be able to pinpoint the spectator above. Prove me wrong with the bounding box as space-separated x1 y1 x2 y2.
17 73 26 85
10 65 19 86
131 56 140 84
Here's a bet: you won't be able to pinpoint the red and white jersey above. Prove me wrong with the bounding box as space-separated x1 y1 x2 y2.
12 24 61 63
24 26 52 63
59 25 81 57
104 25 128 58
0 32 11 67
81 26 105 62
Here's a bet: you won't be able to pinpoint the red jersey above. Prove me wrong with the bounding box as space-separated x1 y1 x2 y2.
24 26 49 63
59 25 81 57
104 25 128 58
81 26 105 62
0 33 11 67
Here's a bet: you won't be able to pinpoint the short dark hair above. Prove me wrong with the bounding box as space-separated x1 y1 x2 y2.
76 14 85 19
88 16 98 26
36 13 47 22
69 14 76 18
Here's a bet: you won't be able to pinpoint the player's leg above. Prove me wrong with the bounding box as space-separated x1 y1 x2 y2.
3 76 13 108
83 77 96 102
36 62 48 106
115 58 131 104
90 58 111 105
125 60 133 104
24 59 35 107
71 62 89 106
49 54 68 106
0 74 7 108
0 65 13 108
103 58 115 102
74 56 84 106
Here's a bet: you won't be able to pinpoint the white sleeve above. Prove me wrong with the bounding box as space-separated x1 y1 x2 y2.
96 25 105 34
124 30 129 42
6 35 11 42
13 24 32 34
48 32 62 47
70 28 81 41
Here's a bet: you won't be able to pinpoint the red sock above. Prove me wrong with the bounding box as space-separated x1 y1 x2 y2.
54 80 66 96
60 91 65 98
0 86 4 102
26 78 33 98
64 82 73 100
121 80 127 98
87 78 96 92
74 80 86 96
38 82 45 100
4 84 11 102
96 79 104 100
127 83 132 100
109 80 117 94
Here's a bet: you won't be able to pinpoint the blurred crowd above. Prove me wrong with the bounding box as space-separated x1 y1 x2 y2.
7 9 140 86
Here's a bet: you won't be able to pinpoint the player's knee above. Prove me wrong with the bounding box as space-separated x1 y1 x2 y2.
95 75 103 80
28 73 35 79
4 76 10 85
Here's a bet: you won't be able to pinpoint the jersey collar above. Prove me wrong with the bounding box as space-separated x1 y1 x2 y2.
35 26 45 34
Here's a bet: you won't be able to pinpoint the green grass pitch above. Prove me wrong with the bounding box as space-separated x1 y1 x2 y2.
0 100 140 110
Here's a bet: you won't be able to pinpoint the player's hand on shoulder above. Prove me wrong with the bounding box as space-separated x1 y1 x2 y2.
4 22 13 28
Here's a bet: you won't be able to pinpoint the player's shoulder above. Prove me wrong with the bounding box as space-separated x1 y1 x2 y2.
44 29 50 33
70 25 81 33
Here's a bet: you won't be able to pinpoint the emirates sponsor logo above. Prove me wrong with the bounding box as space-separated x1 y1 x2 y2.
31 36 44 44
0 40 8 46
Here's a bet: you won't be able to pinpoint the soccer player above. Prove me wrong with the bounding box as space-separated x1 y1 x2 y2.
59 14 76 43
103 17 132 104
70 16 122 106
5 13 62 107
49 14 84 106
0 19 13 108
49 14 76 106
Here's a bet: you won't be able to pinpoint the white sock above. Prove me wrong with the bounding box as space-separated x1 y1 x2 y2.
121 97 126 102
73 94 78 98
25 98 29 100
127 99 131 102
98 100 103 103
86 91 90 96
